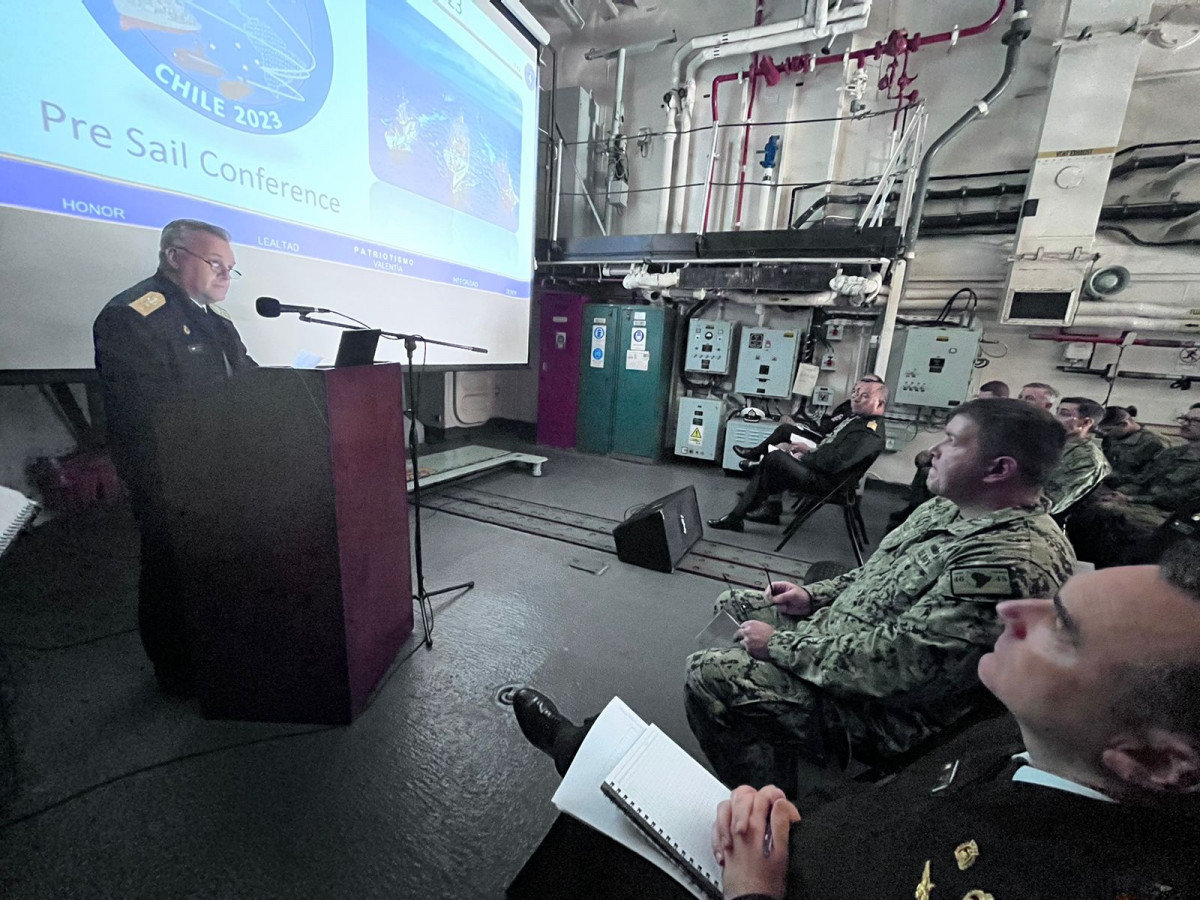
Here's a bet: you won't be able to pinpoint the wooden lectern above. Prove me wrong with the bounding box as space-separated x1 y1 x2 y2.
154 364 413 724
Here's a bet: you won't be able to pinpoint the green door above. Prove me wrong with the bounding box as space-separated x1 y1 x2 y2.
612 305 678 460
576 304 619 454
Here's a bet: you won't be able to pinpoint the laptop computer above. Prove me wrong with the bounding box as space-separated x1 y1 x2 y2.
333 329 381 368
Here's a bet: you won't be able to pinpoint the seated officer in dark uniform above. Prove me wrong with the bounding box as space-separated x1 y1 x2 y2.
507 545 1200 900
730 375 885 462
708 380 887 531
93 218 257 694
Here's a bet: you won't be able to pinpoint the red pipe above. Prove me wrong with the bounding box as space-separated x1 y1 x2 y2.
704 0 1009 230
708 0 1008 122
713 0 765 233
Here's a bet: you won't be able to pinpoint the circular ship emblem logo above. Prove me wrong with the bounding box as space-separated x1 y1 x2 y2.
86 0 333 134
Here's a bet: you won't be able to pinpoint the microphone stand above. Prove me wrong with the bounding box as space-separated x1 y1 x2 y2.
296 313 487 647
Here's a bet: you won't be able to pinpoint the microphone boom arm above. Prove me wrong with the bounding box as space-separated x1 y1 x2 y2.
297 313 487 354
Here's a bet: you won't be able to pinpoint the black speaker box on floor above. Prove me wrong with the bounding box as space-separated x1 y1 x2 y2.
612 485 703 573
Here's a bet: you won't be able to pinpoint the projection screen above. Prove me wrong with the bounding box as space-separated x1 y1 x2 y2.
0 0 539 372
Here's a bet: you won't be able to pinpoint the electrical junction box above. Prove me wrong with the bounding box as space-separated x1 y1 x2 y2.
812 386 834 406
685 320 736 375
674 397 724 461
892 327 982 409
733 328 801 399
722 418 780 472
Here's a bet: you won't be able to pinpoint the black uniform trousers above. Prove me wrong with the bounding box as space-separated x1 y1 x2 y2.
731 451 836 517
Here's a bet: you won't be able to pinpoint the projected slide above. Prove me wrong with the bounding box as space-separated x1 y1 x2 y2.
0 0 537 301
368 1 524 233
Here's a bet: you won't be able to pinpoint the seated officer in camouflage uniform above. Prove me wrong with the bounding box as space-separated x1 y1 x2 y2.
1097 404 1166 483
1041 396 1110 516
1069 402 1200 567
687 399 1073 788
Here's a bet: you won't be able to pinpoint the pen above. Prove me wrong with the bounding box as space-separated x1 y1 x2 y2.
762 799 776 857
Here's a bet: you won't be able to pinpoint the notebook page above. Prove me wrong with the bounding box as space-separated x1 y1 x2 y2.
550 698 709 900
604 725 727 891
0 484 39 557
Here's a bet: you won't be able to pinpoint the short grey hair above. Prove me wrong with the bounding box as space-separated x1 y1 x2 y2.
159 219 232 266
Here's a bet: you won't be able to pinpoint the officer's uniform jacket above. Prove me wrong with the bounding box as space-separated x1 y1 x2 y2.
789 732 1200 899
800 413 886 481
93 270 257 493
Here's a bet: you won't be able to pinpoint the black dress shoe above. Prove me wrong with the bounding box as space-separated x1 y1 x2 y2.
732 445 761 460
707 514 745 532
743 502 782 525
513 688 570 755
738 459 758 472
512 687 587 775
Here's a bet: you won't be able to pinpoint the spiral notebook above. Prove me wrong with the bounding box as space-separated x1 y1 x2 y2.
601 724 727 899
0 485 39 559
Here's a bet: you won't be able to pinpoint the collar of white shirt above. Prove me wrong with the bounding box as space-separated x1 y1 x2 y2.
1011 752 1115 803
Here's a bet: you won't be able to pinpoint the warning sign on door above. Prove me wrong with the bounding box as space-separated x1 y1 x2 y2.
688 425 704 446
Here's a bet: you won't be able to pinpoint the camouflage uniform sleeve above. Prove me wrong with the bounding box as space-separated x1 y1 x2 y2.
1128 431 1166 473
1137 457 1200 510
801 568 860 610
764 540 1070 702
1044 442 1111 515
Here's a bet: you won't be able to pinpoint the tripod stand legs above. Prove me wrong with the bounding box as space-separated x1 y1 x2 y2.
421 581 476 600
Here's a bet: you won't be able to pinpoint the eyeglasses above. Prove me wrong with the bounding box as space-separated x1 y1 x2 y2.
1178 415 1200 425
171 245 242 279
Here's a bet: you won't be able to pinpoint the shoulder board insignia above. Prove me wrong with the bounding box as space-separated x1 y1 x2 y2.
129 292 166 317
209 305 232 321
867 420 878 431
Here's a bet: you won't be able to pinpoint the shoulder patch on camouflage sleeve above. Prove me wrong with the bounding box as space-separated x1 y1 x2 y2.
129 291 166 317
949 567 1015 597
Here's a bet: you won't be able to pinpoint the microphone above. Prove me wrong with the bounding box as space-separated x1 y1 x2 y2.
255 296 333 318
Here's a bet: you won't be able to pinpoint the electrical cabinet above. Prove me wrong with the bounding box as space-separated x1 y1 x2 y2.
577 304 678 460
733 328 801 399
721 419 779 472
674 397 724 461
891 327 982 409
684 320 736 374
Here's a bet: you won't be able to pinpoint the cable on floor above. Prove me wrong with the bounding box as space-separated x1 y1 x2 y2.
0 633 434 832
1 627 137 653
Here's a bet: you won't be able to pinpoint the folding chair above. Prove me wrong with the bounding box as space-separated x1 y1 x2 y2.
774 451 882 564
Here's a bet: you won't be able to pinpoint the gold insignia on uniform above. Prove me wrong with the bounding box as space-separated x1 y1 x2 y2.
129 291 166 317
183 325 191 335
954 839 979 870
961 891 994 900
915 860 935 900
867 420 878 431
